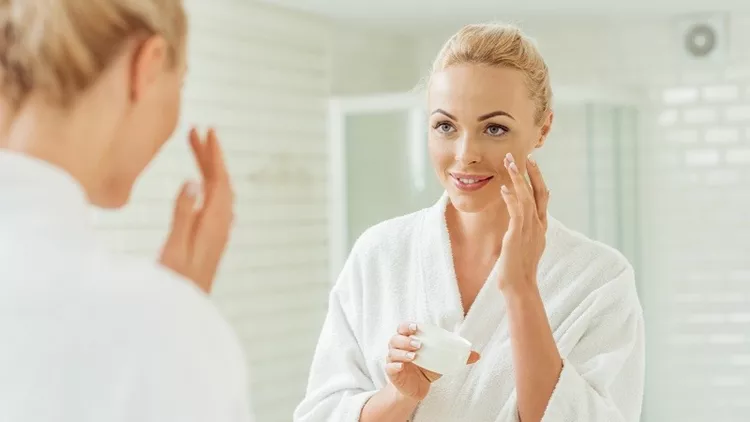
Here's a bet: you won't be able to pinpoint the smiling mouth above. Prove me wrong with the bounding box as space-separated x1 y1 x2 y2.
451 174 494 184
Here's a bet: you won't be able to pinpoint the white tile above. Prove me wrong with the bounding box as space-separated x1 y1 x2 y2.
658 109 680 126
725 148 750 164
702 85 740 102
685 149 720 166
662 87 699 104
725 105 750 122
683 108 719 124
705 128 740 144
664 128 699 143
706 169 740 185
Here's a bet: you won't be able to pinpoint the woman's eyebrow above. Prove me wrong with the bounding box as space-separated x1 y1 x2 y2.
431 109 457 120
478 110 515 121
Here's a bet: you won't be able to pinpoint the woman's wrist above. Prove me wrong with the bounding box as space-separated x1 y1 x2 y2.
386 382 420 408
360 384 420 422
500 278 541 301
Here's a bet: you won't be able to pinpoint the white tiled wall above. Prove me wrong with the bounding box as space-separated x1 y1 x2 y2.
92 1 333 420
646 79 750 422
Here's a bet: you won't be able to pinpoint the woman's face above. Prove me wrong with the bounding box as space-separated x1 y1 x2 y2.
427 64 552 213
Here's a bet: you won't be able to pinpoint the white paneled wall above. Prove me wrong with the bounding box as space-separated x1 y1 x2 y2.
92 1 332 420
330 25 418 95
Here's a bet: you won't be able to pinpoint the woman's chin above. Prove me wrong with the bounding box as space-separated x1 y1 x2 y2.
447 190 496 214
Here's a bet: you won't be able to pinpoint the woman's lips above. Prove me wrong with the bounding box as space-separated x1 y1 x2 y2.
450 174 494 192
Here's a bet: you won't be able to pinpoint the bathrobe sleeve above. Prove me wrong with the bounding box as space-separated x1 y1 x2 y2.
293 248 377 422
540 267 645 422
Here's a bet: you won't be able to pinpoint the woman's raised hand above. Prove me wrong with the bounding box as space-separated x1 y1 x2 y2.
159 128 235 294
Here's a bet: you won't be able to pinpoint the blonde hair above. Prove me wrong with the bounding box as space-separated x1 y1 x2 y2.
430 23 552 124
0 0 186 110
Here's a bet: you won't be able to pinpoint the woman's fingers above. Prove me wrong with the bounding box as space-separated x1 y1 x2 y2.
190 127 233 202
189 129 234 284
198 128 234 224
385 362 405 376
207 128 231 185
389 335 422 352
387 348 417 363
160 181 199 262
525 155 550 225
159 181 203 289
396 322 418 336
189 128 212 181
500 184 524 234
169 181 199 240
504 153 535 215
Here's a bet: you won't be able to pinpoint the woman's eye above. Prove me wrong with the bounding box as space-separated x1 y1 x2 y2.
434 122 455 134
485 125 507 136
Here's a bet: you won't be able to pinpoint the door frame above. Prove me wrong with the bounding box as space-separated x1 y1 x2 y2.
327 87 645 284
327 93 425 283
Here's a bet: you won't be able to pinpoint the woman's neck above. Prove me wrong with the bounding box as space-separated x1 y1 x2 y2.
445 200 511 256
0 99 105 201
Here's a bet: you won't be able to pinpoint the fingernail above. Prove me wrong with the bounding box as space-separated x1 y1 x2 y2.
527 154 536 166
394 362 403 370
508 162 518 174
406 352 416 360
409 323 418 331
186 181 200 198
410 339 422 349
501 185 510 194
506 152 514 162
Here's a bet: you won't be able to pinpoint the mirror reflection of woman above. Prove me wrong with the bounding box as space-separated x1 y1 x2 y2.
295 23 645 422
0 1 252 420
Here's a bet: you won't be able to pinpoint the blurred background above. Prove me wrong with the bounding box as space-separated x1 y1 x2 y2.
91 0 750 420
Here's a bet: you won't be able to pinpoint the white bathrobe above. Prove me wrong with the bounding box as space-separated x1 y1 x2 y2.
295 193 645 422
0 151 254 422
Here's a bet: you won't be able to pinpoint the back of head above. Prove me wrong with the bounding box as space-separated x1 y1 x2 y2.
0 0 186 110
430 23 552 124
0 0 188 209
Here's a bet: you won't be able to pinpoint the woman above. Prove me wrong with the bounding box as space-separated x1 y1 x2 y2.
295 23 645 422
0 1 252 421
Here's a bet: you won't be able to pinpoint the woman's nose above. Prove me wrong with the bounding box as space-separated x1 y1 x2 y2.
455 136 481 165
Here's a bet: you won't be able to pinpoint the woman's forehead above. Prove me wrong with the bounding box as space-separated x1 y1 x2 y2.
428 65 536 121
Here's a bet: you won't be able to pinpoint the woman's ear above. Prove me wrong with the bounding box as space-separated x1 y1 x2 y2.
129 35 169 102
535 111 554 149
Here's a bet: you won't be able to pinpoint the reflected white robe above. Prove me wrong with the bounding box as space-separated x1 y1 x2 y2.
295 193 645 422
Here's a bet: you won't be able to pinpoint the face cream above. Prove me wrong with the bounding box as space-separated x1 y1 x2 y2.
411 324 472 375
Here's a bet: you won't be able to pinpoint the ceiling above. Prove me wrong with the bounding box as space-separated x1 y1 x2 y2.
258 0 745 30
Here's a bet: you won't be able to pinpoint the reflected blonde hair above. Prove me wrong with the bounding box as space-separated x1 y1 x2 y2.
0 0 186 110
430 23 552 124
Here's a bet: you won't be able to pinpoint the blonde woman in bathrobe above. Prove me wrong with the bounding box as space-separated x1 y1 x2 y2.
295 23 645 422
0 1 252 421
